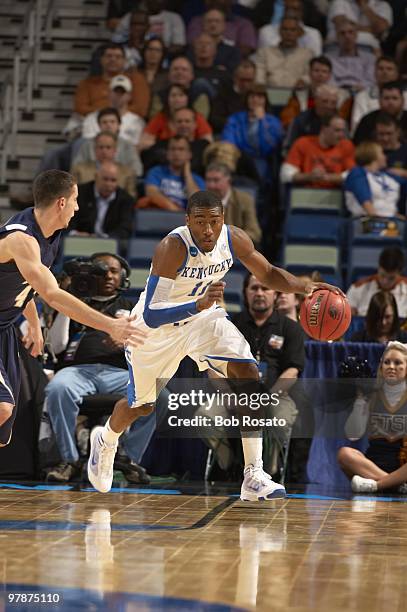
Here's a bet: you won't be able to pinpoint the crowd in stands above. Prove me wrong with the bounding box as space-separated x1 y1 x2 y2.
10 0 407 486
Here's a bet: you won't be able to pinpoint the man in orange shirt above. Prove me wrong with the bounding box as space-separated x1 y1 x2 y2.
74 43 150 119
280 114 355 188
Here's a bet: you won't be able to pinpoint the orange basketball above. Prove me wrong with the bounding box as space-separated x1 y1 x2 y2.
299 289 352 341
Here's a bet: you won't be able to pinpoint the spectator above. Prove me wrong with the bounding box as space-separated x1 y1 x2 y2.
337 341 407 494
189 33 232 98
142 135 205 210
70 162 134 239
74 43 150 119
201 8 241 72
44 253 146 482
187 0 257 57
346 246 407 317
353 82 407 145
344 141 405 218
141 107 212 175
140 84 212 151
275 292 300 321
351 292 407 343
283 84 340 153
326 0 393 52
280 56 350 129
281 114 355 188
232 273 305 476
259 0 323 57
149 56 211 119
71 132 137 197
255 16 314 89
82 76 145 145
221 84 282 180
74 107 143 178
205 162 261 244
326 19 376 91
374 113 407 178
209 59 255 133
112 0 186 56
138 36 168 93
351 56 402 134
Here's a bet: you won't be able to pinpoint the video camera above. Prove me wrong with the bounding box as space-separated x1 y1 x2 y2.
63 258 109 298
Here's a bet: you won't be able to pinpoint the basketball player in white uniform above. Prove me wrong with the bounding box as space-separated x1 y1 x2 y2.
88 191 340 501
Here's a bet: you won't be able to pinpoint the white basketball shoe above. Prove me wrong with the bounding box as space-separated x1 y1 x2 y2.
240 461 286 501
87 426 118 493
351 475 378 493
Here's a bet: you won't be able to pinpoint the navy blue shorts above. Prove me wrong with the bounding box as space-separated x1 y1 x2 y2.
366 438 402 474
0 325 20 446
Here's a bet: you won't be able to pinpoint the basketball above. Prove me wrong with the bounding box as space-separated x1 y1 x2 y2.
300 289 351 341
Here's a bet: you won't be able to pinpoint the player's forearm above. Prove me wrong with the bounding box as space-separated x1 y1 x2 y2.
362 200 377 216
43 287 112 333
22 299 41 330
265 265 308 294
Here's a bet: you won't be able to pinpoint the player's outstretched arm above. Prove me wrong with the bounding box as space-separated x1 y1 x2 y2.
7 233 146 348
230 226 344 296
22 298 44 357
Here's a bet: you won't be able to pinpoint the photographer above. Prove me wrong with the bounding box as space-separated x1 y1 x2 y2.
43 252 146 482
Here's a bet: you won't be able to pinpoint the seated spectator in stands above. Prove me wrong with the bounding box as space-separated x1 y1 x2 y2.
284 84 340 153
275 291 300 321
201 8 241 72
338 341 407 494
188 33 232 98
73 107 143 178
141 107 212 175
350 291 407 343
351 56 402 134
205 162 262 245
374 113 407 178
344 142 405 218
353 82 407 145
71 132 137 197
82 76 145 146
209 59 255 134
149 56 211 119
347 246 407 317
221 84 282 180
44 253 143 482
280 56 350 129
142 135 205 210
255 16 314 89
281 114 355 188
259 0 323 57
326 19 376 91
112 0 186 56
70 162 134 239
74 43 150 120
138 36 168 94
232 273 304 476
326 0 393 52
139 84 212 152
187 0 257 57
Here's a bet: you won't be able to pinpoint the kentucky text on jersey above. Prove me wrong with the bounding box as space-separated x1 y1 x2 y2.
180 258 233 279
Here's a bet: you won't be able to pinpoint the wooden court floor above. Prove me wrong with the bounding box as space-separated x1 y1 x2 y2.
0 485 406 611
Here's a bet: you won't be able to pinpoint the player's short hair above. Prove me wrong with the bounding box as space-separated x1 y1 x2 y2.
33 170 76 209
186 190 223 214
379 246 404 272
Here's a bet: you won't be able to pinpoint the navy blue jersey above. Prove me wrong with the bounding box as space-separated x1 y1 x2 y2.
0 207 61 329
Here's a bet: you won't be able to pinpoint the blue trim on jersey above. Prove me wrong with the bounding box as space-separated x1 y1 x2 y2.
204 355 257 364
226 225 235 260
126 349 136 406
201 358 224 376
143 275 198 328
169 232 189 272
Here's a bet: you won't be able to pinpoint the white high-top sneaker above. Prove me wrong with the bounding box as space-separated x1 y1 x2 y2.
240 461 286 501
351 475 378 493
87 426 118 493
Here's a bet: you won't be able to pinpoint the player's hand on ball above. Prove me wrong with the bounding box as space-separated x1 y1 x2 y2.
109 314 147 348
304 281 345 298
196 281 225 311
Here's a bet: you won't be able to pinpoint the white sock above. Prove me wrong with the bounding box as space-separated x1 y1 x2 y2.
241 434 262 469
101 418 122 446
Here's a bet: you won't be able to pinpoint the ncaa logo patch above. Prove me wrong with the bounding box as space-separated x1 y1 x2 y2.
189 246 198 256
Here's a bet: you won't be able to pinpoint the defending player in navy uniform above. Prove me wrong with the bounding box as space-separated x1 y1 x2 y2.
0 170 145 448
88 190 342 501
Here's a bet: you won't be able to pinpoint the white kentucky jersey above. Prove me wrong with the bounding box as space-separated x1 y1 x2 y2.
134 224 234 324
